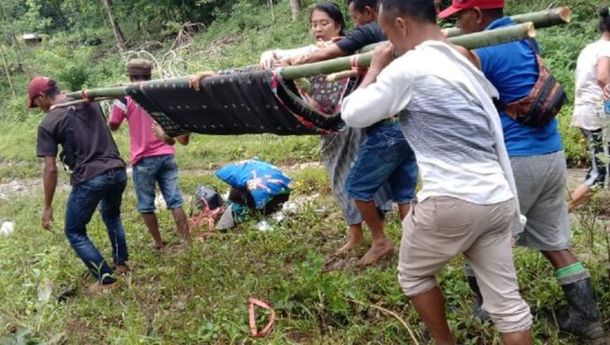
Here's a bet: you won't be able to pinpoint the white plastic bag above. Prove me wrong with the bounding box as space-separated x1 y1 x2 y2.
0 221 15 237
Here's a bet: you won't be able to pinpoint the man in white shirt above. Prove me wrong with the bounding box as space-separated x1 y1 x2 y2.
341 0 533 343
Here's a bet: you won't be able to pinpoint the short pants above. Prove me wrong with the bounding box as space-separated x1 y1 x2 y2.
346 122 418 204
510 151 571 251
132 154 184 213
397 196 533 333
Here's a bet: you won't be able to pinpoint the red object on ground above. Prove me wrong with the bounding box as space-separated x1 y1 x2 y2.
248 297 276 337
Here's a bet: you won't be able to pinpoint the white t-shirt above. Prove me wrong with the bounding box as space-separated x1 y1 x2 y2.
572 39 610 130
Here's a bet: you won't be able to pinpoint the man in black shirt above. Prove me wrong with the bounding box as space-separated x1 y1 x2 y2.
29 76 129 293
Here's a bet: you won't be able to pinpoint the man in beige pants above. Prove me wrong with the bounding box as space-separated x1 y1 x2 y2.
341 0 533 344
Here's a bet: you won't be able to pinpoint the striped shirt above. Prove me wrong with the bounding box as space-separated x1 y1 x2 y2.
342 41 514 205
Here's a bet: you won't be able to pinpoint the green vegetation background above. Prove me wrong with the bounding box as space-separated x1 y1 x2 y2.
0 0 609 344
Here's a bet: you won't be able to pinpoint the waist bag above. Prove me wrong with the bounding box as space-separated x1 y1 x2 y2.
496 40 567 128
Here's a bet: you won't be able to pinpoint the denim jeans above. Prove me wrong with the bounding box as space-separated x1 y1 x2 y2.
65 168 128 284
346 122 418 203
132 154 184 213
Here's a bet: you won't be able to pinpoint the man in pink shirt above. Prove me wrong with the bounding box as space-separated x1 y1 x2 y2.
109 59 190 249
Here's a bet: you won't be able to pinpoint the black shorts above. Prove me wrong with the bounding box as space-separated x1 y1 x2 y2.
581 129 609 188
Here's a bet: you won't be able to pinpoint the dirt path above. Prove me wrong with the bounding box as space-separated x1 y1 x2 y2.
0 161 325 201
0 166 586 202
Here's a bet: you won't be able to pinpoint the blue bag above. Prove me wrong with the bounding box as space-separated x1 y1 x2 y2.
216 159 292 209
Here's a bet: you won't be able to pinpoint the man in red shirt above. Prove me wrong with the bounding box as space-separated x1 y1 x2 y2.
109 59 190 249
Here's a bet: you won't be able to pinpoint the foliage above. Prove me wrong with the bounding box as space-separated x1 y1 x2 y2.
0 1 609 343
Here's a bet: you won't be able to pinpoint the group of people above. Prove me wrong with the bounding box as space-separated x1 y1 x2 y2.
27 0 610 343
256 0 608 343
29 59 191 293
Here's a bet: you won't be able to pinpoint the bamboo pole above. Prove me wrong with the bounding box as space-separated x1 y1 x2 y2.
65 86 128 100
326 70 359 82
63 22 535 102
50 97 112 110
442 6 571 38
281 22 535 80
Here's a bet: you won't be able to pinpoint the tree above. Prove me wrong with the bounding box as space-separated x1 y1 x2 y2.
100 0 126 52
289 0 300 21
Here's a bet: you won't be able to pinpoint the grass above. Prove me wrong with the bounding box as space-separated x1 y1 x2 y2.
1 0 610 344
1 168 610 344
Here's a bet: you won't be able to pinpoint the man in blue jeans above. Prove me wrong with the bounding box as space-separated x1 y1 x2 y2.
110 59 190 250
29 76 129 293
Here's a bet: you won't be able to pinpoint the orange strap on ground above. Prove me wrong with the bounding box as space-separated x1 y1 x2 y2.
248 297 276 337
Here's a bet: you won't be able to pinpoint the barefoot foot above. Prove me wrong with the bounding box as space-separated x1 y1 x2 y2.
155 241 167 251
334 236 364 256
86 281 116 295
358 240 394 266
114 264 130 275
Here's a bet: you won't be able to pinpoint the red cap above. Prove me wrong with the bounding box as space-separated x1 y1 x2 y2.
438 0 504 19
27 76 55 108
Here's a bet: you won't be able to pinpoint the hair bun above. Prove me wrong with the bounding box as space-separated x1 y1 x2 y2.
599 6 609 18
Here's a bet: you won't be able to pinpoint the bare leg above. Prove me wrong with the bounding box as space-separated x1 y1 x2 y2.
354 200 394 265
398 203 410 221
141 212 164 249
569 184 591 212
334 223 364 255
500 330 533 345
171 207 191 241
542 249 578 269
410 286 455 345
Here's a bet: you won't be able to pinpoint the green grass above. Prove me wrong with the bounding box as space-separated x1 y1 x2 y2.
1 171 610 344
1 0 610 344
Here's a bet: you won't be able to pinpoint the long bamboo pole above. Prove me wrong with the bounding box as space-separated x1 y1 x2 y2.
65 22 535 101
280 22 535 80
442 6 571 38
65 86 128 100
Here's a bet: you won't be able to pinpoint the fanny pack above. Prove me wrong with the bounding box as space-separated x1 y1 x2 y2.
495 39 567 128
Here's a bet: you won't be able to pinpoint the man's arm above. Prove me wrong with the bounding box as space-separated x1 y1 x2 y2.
341 44 412 128
596 57 610 90
42 156 57 230
176 134 190 146
109 99 127 132
300 44 347 64
152 122 188 146
454 45 481 70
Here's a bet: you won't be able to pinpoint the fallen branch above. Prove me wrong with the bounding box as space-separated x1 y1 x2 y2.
346 298 420 345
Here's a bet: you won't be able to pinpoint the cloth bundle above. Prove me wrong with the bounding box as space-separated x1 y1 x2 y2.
126 67 356 137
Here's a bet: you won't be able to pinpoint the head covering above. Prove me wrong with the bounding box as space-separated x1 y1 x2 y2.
127 58 153 77
438 0 504 19
27 76 57 108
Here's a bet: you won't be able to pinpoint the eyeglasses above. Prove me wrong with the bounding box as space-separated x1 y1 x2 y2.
311 20 331 30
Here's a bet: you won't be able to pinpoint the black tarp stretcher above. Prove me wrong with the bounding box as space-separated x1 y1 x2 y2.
125 67 357 138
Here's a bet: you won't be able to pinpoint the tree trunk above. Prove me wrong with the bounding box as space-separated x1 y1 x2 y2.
100 0 126 52
289 0 300 21
0 45 15 96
